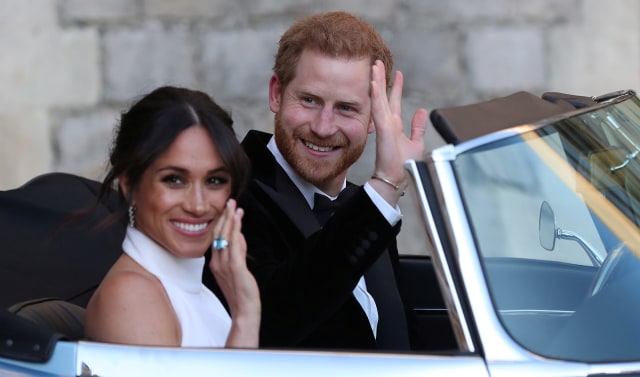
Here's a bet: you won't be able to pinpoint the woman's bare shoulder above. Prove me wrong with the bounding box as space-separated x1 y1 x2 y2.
85 255 180 346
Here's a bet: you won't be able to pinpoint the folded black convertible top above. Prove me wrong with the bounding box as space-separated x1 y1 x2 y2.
0 173 126 308
430 91 598 144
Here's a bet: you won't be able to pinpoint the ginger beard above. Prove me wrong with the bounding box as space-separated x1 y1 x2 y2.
274 111 367 188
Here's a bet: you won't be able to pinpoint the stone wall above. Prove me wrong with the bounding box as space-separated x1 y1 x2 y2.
2 0 639 253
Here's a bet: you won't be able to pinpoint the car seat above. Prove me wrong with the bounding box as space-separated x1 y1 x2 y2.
8 298 85 341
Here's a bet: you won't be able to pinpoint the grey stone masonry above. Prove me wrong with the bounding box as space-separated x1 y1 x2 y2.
103 21 198 102
467 26 545 95
2 0 640 254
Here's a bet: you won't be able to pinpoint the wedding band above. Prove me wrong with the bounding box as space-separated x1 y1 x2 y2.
213 236 228 250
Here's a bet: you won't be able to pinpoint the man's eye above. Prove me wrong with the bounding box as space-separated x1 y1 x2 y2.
339 104 353 112
303 97 314 104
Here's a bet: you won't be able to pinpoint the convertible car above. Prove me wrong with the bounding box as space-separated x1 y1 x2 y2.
2 89 640 376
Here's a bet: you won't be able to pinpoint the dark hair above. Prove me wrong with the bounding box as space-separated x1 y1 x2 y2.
98 86 250 224
274 11 393 89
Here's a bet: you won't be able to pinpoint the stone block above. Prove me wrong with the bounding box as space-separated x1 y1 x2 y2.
143 0 235 18
37 29 101 107
103 22 197 102
199 27 281 101
467 26 545 93
398 0 508 26
0 111 52 190
53 108 119 180
549 0 640 96
393 29 465 104
0 3 100 110
59 0 140 23
0 0 57 32
309 0 398 23
244 0 315 16
399 0 574 24
504 0 576 21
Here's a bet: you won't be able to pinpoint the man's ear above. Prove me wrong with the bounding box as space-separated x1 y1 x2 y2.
367 119 375 134
269 74 282 113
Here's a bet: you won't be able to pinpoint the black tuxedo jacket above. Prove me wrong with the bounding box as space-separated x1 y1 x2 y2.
203 130 410 350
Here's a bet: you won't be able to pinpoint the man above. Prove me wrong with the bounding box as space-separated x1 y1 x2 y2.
206 11 427 350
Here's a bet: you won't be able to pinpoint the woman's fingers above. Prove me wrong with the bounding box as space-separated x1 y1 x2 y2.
229 208 246 261
210 199 248 276
212 199 236 253
219 199 235 243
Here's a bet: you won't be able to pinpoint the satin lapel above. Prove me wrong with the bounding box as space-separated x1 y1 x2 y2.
254 180 319 238
242 130 320 237
242 130 278 187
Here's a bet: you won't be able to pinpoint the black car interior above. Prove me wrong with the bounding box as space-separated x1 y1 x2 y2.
0 173 124 346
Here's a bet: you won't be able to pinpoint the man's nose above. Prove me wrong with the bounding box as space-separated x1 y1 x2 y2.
311 106 337 137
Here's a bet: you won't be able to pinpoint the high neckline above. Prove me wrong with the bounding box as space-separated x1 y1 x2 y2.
122 226 204 293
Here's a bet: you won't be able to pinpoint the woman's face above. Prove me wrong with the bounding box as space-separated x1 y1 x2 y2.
132 126 231 258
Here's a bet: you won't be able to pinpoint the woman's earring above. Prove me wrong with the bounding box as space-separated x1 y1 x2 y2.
128 205 136 228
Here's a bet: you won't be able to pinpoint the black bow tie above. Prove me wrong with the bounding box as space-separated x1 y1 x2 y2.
312 186 357 226
312 193 337 224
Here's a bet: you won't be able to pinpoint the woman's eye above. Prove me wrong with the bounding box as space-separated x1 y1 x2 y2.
162 175 183 185
208 176 229 186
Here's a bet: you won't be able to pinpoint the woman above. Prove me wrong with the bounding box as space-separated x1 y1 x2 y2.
85 86 260 348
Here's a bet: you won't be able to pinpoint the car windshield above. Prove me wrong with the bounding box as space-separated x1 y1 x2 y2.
454 94 640 363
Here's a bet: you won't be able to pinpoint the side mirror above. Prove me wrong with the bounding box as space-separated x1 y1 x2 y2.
539 201 556 251
538 200 603 266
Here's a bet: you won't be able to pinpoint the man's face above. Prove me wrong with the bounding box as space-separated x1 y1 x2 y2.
270 49 373 195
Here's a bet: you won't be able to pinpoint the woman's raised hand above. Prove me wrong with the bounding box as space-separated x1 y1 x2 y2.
209 199 261 348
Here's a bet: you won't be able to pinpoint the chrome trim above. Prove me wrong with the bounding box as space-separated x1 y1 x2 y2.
589 361 640 376
499 310 574 317
74 341 489 377
592 89 636 103
555 228 603 266
405 159 475 352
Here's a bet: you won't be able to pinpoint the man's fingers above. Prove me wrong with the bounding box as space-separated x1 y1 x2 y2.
410 108 428 142
370 61 388 120
388 70 403 116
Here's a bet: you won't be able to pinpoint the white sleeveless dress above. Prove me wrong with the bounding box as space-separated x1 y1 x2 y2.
122 226 231 347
